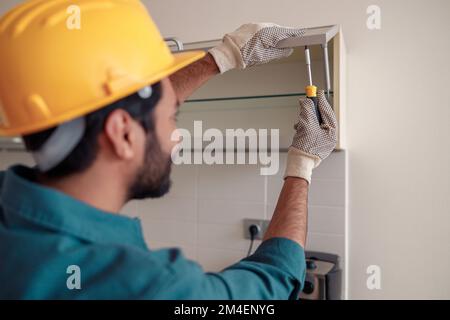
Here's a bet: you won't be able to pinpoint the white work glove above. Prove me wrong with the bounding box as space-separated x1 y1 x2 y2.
209 23 305 74
285 90 338 184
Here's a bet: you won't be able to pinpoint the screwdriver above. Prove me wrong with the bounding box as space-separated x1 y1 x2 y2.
304 46 323 124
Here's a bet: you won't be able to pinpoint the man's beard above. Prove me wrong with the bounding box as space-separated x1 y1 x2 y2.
128 132 172 200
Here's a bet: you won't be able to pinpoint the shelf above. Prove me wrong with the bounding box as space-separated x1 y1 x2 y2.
169 25 339 59
182 93 316 115
186 91 334 103
182 92 334 112
171 39 334 64
277 25 339 48
186 92 308 103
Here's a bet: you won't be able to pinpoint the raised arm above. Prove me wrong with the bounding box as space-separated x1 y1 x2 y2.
169 53 219 103
170 23 306 103
264 90 338 248
264 177 309 247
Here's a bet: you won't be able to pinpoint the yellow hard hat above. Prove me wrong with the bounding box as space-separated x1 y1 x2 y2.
0 0 205 136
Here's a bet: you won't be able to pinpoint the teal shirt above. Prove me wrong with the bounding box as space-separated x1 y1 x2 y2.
0 166 306 300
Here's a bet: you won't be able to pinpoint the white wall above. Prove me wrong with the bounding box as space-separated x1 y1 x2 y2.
141 0 450 299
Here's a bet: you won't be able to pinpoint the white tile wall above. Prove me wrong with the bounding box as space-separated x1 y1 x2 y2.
0 150 346 276
122 151 346 274
197 164 265 202
198 199 265 225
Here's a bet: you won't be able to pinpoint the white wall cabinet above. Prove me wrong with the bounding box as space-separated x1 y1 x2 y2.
173 25 346 151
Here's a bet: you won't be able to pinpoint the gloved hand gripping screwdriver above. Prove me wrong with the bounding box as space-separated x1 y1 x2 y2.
304 46 323 124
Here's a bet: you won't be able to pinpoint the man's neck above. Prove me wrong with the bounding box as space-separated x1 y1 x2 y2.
36 168 128 214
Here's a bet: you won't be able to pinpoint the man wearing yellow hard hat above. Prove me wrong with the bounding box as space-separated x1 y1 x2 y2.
0 0 337 299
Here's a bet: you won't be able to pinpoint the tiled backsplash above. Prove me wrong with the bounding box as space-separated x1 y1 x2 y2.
0 150 346 275
122 151 346 273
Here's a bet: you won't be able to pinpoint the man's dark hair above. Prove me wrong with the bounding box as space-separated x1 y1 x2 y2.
23 82 162 178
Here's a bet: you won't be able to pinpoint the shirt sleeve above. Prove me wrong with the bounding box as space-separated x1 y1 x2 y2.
152 237 306 300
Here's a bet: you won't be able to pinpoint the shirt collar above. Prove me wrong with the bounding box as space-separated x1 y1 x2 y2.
0 165 147 249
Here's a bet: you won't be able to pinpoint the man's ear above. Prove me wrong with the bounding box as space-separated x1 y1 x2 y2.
103 109 142 160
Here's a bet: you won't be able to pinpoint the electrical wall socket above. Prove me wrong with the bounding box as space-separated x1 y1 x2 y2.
243 219 270 240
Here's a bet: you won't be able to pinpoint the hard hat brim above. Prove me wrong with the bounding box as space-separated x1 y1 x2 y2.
0 50 206 137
